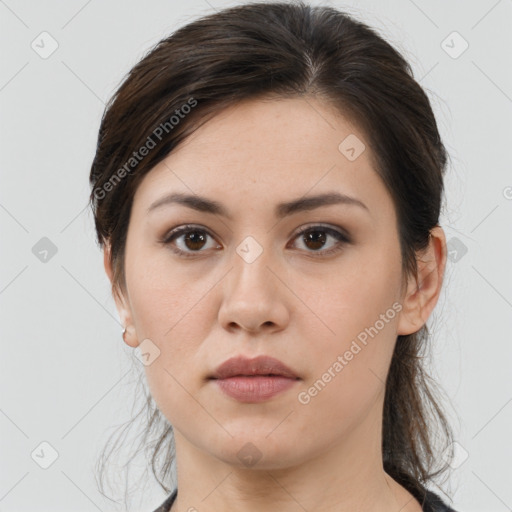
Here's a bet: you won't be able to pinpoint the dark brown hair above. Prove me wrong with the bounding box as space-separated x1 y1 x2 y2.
89 1 455 505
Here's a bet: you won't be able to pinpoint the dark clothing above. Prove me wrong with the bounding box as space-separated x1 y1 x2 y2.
153 486 458 511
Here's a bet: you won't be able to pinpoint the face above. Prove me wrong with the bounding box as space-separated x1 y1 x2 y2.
109 96 426 471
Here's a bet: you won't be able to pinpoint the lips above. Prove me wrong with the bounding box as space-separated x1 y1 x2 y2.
209 355 300 380
209 355 301 403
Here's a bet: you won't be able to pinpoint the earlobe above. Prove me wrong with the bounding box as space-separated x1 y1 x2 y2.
122 325 139 348
397 226 447 336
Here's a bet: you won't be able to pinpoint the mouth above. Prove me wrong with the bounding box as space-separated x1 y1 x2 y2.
208 355 300 403
209 355 300 380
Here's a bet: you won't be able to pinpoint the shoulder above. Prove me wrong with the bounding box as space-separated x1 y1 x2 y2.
152 488 177 512
150 487 459 512
422 489 459 512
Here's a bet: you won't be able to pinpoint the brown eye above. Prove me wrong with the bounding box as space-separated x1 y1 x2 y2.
302 230 327 250
291 225 350 257
161 225 220 257
180 230 208 251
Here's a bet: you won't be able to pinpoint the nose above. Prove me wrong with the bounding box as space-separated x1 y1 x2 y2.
218 245 290 335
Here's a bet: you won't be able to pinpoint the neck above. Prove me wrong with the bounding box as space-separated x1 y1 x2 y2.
168 411 422 512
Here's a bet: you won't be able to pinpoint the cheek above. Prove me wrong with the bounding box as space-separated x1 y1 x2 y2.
293 305 399 441
127 246 214 340
300 248 402 345
125 254 219 416
295 250 402 402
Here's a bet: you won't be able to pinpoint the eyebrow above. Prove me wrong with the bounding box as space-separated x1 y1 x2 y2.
147 191 369 219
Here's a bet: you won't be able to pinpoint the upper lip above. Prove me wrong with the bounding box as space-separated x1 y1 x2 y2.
209 355 300 380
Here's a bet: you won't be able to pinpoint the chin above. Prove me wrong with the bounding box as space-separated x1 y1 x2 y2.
204 430 302 470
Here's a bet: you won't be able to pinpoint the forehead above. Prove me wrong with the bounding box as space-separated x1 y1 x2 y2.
132 96 394 223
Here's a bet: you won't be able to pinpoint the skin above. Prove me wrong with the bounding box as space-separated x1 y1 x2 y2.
104 96 447 512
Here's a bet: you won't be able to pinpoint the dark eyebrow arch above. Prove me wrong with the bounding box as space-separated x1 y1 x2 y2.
147 191 369 219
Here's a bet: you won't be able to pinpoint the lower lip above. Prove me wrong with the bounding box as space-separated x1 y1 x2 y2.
211 376 299 403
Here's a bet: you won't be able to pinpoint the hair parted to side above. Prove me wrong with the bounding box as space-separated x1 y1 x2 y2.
89 0 455 504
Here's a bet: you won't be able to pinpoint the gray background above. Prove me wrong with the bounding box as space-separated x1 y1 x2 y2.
1 0 511 511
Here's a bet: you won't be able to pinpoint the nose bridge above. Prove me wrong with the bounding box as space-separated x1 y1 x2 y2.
230 233 275 297
218 231 289 332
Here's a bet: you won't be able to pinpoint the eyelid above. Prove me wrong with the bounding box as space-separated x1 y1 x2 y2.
291 223 351 243
161 224 218 245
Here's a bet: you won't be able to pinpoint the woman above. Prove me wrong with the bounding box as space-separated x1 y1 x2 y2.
89 2 459 511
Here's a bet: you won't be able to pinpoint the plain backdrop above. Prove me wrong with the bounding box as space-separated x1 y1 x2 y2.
1 0 511 511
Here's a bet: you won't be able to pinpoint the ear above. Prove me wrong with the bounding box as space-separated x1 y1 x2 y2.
103 242 139 348
397 225 447 335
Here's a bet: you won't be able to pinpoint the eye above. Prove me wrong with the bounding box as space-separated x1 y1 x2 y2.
289 224 351 257
160 224 220 258
160 223 351 258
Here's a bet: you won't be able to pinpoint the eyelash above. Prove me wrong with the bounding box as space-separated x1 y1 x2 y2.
159 224 351 259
